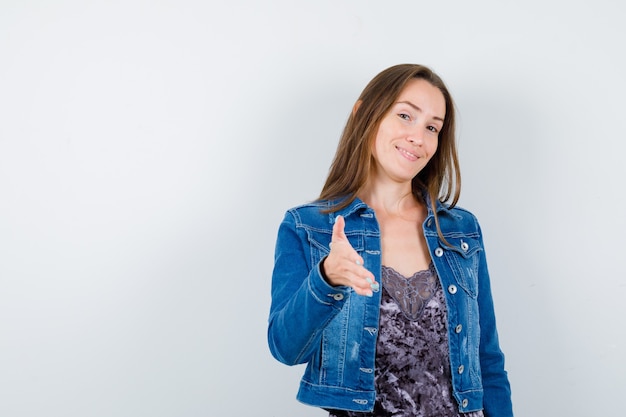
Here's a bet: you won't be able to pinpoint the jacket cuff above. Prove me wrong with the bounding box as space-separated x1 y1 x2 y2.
308 256 350 306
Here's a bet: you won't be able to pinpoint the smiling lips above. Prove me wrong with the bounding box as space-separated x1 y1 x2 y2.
396 145 419 161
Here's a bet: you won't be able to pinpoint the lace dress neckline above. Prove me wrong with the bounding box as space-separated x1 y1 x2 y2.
380 263 438 321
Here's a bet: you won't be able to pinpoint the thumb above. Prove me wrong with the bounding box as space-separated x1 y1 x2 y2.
332 215 348 244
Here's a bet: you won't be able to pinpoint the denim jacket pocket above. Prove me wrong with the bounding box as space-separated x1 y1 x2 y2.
441 236 482 297
308 232 365 266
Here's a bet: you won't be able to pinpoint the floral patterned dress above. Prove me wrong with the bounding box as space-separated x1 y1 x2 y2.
327 263 484 417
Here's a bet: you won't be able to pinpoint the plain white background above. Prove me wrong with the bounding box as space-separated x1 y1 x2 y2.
1 1 624 416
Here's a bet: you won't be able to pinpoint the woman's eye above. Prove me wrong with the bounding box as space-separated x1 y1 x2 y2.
427 126 439 133
398 113 411 120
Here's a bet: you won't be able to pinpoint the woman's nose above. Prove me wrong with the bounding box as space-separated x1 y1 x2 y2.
406 129 424 145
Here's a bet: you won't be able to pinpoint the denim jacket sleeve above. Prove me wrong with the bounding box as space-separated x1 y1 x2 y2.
474 221 513 417
267 209 349 365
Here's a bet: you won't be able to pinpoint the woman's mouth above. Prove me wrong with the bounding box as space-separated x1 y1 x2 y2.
396 146 418 161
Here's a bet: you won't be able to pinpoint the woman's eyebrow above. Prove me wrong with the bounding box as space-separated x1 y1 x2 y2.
397 100 444 123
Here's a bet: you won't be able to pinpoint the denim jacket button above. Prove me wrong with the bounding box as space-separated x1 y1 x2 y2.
462 399 469 408
434 247 444 257
458 364 465 374
448 284 457 294
332 293 344 301
460 241 469 251
455 324 463 333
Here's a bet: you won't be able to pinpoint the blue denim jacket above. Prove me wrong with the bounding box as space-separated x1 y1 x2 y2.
268 197 513 416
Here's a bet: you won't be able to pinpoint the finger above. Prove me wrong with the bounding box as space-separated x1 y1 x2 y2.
352 277 377 297
331 215 348 244
347 268 380 297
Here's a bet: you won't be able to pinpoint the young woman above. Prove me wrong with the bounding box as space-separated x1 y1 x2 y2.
268 64 513 417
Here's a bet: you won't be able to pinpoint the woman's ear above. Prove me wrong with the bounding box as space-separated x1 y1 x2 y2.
352 100 362 116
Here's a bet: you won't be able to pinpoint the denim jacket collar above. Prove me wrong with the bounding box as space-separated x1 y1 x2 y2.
326 197 370 223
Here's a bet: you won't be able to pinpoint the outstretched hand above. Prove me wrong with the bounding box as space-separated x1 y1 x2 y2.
322 215 379 297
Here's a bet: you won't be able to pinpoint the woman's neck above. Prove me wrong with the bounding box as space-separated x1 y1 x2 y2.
358 181 420 218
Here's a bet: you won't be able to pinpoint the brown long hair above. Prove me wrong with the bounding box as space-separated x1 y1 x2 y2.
319 64 461 241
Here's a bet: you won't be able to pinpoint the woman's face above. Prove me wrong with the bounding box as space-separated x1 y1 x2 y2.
370 78 446 186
